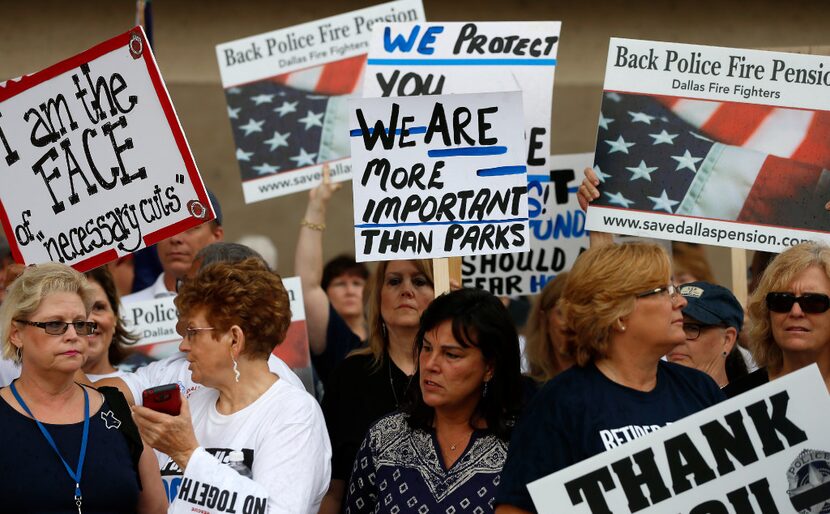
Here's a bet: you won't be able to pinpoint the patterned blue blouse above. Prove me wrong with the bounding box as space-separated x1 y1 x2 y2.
345 412 508 514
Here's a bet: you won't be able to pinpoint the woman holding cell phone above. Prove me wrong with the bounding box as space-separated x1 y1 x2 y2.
0 263 166 513
131 258 331 513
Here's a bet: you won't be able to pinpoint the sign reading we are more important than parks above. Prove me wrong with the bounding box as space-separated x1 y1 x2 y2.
528 365 830 514
0 27 213 272
349 92 529 262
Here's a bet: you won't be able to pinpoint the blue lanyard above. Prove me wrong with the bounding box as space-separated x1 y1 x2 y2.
10 381 89 512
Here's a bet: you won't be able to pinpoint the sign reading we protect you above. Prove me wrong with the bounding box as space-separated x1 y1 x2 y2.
349 91 529 262
529 365 830 513
0 27 212 272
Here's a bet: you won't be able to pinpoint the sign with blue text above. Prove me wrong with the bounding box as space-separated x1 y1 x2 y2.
586 38 830 253
528 365 830 513
349 91 529 262
0 27 213 272
463 153 590 296
216 0 425 203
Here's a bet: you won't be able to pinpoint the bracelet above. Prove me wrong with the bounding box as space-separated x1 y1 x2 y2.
301 219 326 231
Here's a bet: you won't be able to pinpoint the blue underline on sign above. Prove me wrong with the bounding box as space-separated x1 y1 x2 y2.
476 165 526 177
428 146 507 157
367 58 557 66
356 218 528 229
349 126 427 137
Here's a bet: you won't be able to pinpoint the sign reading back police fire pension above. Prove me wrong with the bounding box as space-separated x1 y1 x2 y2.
528 365 830 513
349 91 529 262
216 0 425 203
362 22 583 294
0 27 214 272
586 38 830 253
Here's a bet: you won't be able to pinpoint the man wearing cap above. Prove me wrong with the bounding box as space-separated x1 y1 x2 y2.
124 190 224 302
667 281 748 388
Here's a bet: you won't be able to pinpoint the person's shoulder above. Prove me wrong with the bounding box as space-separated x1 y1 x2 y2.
265 379 325 423
660 359 717 384
332 352 378 377
659 360 724 401
536 364 593 398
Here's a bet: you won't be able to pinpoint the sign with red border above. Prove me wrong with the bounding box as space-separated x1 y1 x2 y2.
0 26 213 272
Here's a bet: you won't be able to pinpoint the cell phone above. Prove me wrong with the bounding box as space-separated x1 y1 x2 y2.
142 384 182 416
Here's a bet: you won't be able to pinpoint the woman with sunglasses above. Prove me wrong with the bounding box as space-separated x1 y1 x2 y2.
0 263 166 513
495 243 724 514
736 242 830 397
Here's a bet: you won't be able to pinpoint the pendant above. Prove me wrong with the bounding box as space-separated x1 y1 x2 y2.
75 483 82 514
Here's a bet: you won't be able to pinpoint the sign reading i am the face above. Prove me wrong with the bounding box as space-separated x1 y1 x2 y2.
0 27 213 272
349 91 529 262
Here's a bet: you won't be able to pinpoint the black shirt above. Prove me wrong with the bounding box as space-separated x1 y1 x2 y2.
322 352 414 481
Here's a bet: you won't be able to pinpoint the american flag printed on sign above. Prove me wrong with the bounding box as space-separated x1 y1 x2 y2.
225 55 366 182
592 92 830 232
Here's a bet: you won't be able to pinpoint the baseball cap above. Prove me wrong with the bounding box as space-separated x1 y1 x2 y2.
680 281 744 331
206 189 223 226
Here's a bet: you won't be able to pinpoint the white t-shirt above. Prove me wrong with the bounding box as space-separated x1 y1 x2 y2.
163 378 331 514
87 369 129 382
121 352 303 406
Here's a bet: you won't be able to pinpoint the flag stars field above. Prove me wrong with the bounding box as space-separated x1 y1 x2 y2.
593 165 611 183
628 111 656 124
290 148 317 167
599 113 614 130
298 111 324 130
239 119 265 136
264 131 290 151
649 129 678 145
606 135 636 154
648 190 680 213
671 149 703 173
274 101 298 117
236 148 253 161
626 160 659 181
605 191 634 208
252 163 280 176
250 94 275 105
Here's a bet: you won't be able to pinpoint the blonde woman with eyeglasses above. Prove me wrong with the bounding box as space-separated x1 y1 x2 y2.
0 263 166 513
495 243 725 514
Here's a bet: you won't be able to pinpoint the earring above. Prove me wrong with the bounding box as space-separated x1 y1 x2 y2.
483 381 489 398
617 320 626 332
381 321 388 339
231 350 240 383
15 346 22 363
722 351 728 357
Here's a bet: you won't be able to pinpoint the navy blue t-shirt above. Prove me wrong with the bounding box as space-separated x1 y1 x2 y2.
496 360 724 512
0 389 141 513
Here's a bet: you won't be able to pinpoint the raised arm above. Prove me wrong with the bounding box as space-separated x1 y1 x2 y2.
294 165 343 356
577 167 613 248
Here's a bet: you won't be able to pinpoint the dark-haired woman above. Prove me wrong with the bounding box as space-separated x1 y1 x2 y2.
84 267 138 381
344 288 523 513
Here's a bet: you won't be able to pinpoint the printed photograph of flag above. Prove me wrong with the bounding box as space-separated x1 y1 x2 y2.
591 92 830 232
225 55 365 183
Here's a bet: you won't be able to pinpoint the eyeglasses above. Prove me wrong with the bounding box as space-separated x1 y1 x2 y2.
636 283 679 300
14 319 97 336
183 327 215 340
683 323 724 340
766 292 830 314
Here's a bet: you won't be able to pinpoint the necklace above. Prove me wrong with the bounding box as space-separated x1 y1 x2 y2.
10 381 89 514
387 356 413 407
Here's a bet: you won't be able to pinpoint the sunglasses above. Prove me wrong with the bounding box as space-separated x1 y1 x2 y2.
14 319 97 336
765 292 830 314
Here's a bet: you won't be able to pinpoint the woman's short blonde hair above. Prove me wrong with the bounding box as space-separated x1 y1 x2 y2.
525 272 570 382
0 263 95 362
560 243 671 366
747 242 830 372
351 259 433 365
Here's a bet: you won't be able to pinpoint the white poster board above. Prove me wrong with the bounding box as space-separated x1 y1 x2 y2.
586 38 830 254
0 27 213 272
348 91 529 262
216 0 425 203
529 365 830 513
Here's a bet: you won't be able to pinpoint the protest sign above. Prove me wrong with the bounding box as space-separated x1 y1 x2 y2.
0 27 213 272
463 153 589 295
528 365 830 513
348 91 529 262
586 38 830 253
216 0 425 203
120 276 313 391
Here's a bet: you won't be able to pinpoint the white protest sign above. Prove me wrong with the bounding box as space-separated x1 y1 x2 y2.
0 27 213 272
348 91 529 262
216 0 425 203
529 365 830 513
586 38 830 253
364 21 559 177
463 153 589 295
